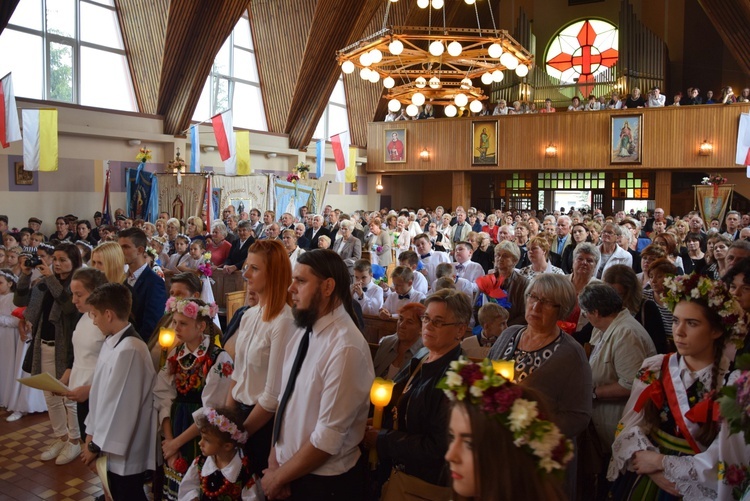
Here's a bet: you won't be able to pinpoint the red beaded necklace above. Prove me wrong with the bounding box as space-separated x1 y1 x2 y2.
198 455 254 499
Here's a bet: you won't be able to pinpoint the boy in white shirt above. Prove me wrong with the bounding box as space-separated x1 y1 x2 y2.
351 259 383 316
397 251 428 296
434 262 475 298
453 241 484 284
80 283 156 501
414 233 450 286
379 266 426 318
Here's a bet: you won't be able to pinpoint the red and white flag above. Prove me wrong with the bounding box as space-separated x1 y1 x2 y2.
211 110 236 175
330 131 350 183
737 113 750 177
0 72 22 148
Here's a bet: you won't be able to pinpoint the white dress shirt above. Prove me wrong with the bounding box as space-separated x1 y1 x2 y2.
410 271 428 295
231 305 295 412
288 247 305 271
275 305 374 476
352 279 383 316
86 324 156 475
178 450 263 501
420 251 451 286
454 260 484 284
383 288 426 314
69 314 106 389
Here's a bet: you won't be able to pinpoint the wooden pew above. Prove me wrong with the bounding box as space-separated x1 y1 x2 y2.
362 314 398 344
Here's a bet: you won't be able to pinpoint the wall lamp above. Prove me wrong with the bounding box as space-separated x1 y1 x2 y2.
420 148 430 160
127 139 141 146
202 146 215 153
699 140 713 156
545 144 557 158
376 177 384 193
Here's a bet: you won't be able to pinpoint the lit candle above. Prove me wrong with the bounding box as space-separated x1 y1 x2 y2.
369 378 395 469
159 328 176 349
492 360 515 381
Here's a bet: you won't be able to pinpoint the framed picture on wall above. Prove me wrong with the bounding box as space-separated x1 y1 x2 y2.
610 114 643 164
384 128 406 163
471 120 498 165
14 162 33 185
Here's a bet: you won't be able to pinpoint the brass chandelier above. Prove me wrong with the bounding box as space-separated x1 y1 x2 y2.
336 0 534 117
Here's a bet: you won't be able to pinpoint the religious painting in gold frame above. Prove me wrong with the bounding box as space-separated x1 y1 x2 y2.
14 162 33 185
472 120 497 165
384 129 406 163
610 114 643 164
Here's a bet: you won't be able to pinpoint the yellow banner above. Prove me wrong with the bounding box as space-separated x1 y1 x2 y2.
236 130 250 175
346 146 357 183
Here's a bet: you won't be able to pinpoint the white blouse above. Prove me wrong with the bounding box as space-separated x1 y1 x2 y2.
69 314 106 389
231 304 295 413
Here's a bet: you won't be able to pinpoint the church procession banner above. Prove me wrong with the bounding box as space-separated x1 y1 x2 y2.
694 184 734 226
212 173 271 217
274 178 329 218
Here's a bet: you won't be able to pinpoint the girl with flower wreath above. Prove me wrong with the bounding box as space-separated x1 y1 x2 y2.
177 406 263 501
608 273 749 500
441 358 573 500
154 298 234 501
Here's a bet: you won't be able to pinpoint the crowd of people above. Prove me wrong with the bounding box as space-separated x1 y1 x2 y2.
382 85 750 120
1 201 750 501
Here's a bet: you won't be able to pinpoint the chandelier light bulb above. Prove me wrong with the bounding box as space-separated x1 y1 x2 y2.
481 72 493 85
465 0 476 4
469 100 483 113
359 52 372 67
415 76 427 88
447 41 463 57
411 92 426 106
369 49 383 64
383 76 395 89
341 60 355 74
406 104 419 116
368 70 380 83
359 67 371 80
460 77 472 90
429 76 441 88
429 41 444 57
454 93 468 107
500 52 518 69
488 43 503 59
515 64 529 77
444 104 457 117
389 0 398 2
389 40 404 55
388 99 402 112
417 0 429 8
431 0 444 8
491 69 504 82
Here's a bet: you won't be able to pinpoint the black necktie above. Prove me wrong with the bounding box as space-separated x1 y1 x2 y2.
398 293 410 300
362 287 368 292
420 253 432 259
272 326 312 444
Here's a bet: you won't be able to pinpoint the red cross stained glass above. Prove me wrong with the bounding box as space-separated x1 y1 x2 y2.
545 19 619 98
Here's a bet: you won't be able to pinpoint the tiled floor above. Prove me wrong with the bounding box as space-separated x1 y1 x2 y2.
0 409 103 501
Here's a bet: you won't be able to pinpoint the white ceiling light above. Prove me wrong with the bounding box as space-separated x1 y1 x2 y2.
406 104 419 116
454 93 468 107
500 52 519 69
359 52 372 67
447 41 462 57
368 70 380 83
429 76 441 88
444 104 457 117
415 76 427 88
515 64 529 77
417 0 429 8
341 60 355 74
388 99 402 112
460 77 472 90
429 41 444 57
491 70 504 82
360 67 371 80
431 0 444 8
488 43 503 58
481 72 493 85
412 92 426 106
469 100 483 113
383 76 395 88
388 40 404 55
369 49 383 64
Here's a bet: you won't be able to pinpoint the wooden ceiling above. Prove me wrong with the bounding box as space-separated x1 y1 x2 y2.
2 0 747 150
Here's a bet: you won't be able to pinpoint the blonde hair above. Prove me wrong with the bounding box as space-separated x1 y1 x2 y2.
92 242 127 284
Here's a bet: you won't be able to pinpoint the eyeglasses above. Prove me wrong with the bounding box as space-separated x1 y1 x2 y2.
419 315 461 328
525 293 560 309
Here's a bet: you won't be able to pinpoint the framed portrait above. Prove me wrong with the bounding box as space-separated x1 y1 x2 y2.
610 114 643 164
472 120 498 165
14 162 33 185
384 128 406 163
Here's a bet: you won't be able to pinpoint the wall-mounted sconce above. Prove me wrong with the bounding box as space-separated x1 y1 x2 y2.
202 146 215 153
127 139 141 146
699 140 713 156
420 148 430 160
265 153 277 159
376 177 384 193
545 144 557 158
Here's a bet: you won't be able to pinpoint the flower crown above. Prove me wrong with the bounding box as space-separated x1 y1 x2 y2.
663 273 748 348
75 240 93 250
38 243 55 253
165 297 218 320
438 358 574 473
200 407 248 444
175 233 192 244
145 246 158 260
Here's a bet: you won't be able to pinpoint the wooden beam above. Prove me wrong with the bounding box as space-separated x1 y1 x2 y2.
698 0 750 76
0 0 19 35
115 0 168 115
157 0 249 135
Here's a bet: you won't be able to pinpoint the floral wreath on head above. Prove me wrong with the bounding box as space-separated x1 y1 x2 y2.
197 407 248 444
37 243 55 253
0 270 18 284
438 357 574 474
145 246 158 260
165 297 218 320
663 273 748 349
175 233 192 244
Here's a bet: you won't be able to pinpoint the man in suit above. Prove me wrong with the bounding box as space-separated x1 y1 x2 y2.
119 228 168 341
549 215 572 268
448 210 471 246
264 223 282 241
294 223 310 249
224 220 255 273
328 211 340 241
723 210 742 240
280 213 296 232
248 208 262 237
303 215 331 249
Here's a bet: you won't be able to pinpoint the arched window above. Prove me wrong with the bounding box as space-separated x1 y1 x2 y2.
192 14 267 132
545 19 618 97
0 0 137 112
312 76 349 141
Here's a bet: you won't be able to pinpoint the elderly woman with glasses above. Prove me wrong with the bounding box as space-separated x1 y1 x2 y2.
597 222 632 279
364 289 471 494
476 241 529 326
331 219 361 279
489 274 592 440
